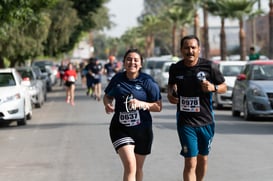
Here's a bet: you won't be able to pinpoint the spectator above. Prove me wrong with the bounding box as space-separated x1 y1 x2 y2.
249 46 260 61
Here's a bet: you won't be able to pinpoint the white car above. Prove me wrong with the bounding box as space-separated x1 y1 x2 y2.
0 68 32 126
157 61 175 92
212 61 247 109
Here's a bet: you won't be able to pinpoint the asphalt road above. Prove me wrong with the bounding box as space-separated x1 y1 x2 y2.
0 80 273 181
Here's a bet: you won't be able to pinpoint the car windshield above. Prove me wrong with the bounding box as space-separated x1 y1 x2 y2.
164 64 171 72
154 60 168 69
222 65 244 76
144 61 155 69
17 70 34 80
251 65 273 80
0 73 16 87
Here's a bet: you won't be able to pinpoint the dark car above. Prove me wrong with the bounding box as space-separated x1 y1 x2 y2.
232 60 273 120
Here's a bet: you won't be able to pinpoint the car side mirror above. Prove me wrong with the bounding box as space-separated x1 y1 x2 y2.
236 74 246 81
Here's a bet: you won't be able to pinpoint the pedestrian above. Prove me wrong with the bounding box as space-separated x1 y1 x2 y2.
90 58 103 101
248 46 260 61
104 55 122 82
58 60 67 86
79 60 88 88
167 35 227 181
85 58 95 97
63 62 77 106
103 48 162 181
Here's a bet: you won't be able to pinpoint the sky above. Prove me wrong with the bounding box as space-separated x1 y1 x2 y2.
103 0 270 37
104 0 144 37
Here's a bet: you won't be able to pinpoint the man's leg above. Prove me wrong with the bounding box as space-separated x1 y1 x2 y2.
183 157 197 181
196 155 208 181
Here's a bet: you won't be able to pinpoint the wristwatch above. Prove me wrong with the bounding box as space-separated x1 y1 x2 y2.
214 85 218 92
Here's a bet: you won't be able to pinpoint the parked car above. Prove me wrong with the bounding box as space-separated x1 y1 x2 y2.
142 55 178 84
32 60 58 88
157 61 175 92
0 68 32 126
16 66 46 108
142 57 160 75
32 66 48 101
232 60 273 120
228 54 269 61
212 61 246 109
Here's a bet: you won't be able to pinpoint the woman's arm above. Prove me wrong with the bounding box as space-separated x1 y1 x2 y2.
103 94 115 114
128 99 162 112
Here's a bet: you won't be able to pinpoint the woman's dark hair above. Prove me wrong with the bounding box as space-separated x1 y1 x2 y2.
123 48 144 65
89 57 97 64
180 35 200 48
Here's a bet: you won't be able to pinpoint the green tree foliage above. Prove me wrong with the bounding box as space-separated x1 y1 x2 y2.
43 0 80 56
0 0 57 67
216 0 259 60
56 0 110 56
0 0 109 67
6 14 52 67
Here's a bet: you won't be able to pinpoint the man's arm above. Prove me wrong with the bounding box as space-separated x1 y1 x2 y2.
167 84 179 104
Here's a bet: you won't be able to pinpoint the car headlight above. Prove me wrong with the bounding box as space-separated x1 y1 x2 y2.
29 85 38 90
249 87 266 97
2 93 21 103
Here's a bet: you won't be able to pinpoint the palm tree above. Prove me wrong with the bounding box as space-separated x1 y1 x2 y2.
207 0 230 60
121 27 142 50
217 0 258 61
139 14 161 57
177 0 211 58
202 1 210 58
163 3 194 56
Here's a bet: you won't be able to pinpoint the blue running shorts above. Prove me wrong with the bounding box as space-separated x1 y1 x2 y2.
177 122 215 157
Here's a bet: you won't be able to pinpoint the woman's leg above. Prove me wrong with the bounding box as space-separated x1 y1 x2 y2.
96 82 102 101
135 154 146 181
66 86 70 103
118 145 136 181
70 84 75 105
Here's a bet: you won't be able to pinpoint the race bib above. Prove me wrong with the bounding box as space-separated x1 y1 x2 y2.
119 110 141 127
68 76 75 82
180 96 200 112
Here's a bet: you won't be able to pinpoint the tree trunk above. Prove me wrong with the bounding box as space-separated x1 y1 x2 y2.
89 31 94 58
145 34 154 57
203 4 209 59
0 57 4 68
269 0 273 58
172 23 177 56
180 26 187 39
220 18 227 61
194 10 200 38
239 19 246 61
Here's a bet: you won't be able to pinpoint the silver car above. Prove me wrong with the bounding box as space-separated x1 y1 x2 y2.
157 61 175 92
16 67 46 108
213 61 246 109
232 60 273 120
